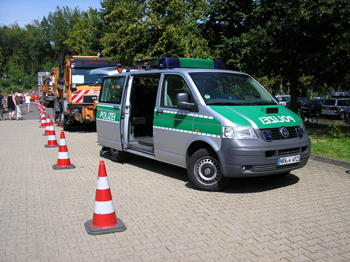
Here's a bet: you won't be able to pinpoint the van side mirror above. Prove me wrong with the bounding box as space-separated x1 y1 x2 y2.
176 93 194 110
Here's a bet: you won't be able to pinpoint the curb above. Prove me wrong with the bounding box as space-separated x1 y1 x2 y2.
310 154 350 169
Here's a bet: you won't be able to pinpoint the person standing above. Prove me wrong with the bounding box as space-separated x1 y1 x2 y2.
14 90 24 120
0 90 5 120
25 94 30 113
7 91 16 120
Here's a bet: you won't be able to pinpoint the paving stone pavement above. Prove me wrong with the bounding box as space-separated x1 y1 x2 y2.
1 105 350 261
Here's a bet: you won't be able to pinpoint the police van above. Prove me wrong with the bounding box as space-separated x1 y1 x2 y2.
93 57 311 191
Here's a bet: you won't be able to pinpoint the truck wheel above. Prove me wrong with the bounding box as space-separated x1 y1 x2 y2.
63 115 72 131
109 148 129 162
187 148 230 191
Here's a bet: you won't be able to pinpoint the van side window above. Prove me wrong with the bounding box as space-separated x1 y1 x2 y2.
161 75 192 108
100 77 125 104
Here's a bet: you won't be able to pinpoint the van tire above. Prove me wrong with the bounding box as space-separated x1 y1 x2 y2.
109 148 129 162
187 148 230 191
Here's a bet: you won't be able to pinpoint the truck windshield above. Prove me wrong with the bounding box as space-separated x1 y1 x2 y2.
71 68 104 85
189 72 277 106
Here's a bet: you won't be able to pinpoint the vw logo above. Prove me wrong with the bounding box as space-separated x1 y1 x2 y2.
204 168 211 175
279 126 289 138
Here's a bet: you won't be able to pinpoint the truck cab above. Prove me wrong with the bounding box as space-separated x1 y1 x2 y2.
53 49 120 131
95 57 311 191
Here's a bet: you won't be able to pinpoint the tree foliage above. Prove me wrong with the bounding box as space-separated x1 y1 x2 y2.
100 0 211 64
208 0 350 110
64 8 104 55
41 6 82 58
0 0 349 102
0 6 82 89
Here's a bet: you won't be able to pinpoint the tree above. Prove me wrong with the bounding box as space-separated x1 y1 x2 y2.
1 23 30 83
26 21 55 74
205 0 350 111
64 8 104 55
41 6 82 58
99 0 211 64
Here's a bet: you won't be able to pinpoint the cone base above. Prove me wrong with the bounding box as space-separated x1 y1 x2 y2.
52 164 76 170
84 217 126 235
45 144 59 148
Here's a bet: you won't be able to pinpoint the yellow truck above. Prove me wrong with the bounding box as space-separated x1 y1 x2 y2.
53 49 120 131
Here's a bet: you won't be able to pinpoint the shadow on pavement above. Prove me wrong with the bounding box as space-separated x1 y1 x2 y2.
101 149 299 193
222 173 299 193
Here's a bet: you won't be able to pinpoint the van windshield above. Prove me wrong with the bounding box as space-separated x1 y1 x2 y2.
189 72 277 105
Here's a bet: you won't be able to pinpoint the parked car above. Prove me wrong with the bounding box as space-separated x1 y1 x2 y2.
301 99 325 117
285 97 309 111
275 95 291 106
24 91 39 100
321 98 350 119
331 91 350 98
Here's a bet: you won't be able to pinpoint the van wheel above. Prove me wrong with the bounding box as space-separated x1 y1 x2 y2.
340 112 345 120
109 148 129 162
187 148 230 191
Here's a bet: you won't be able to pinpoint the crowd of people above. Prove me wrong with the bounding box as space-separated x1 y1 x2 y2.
0 89 30 121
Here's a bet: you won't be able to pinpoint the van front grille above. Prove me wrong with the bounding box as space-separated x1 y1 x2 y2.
260 126 299 140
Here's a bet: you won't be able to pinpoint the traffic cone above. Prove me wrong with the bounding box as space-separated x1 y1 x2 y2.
45 120 58 148
40 113 46 128
85 161 126 235
52 130 75 170
44 114 51 135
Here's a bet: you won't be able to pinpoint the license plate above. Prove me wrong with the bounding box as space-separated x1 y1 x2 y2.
277 155 300 166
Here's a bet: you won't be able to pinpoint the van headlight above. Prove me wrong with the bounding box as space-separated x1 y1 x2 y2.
223 126 258 139
300 122 306 132
296 122 306 137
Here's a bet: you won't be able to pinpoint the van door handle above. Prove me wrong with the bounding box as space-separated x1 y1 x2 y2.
114 107 119 112
157 109 163 116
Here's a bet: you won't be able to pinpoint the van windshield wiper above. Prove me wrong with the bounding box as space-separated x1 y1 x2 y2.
252 101 277 105
206 102 240 105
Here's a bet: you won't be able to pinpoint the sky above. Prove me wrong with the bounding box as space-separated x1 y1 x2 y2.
0 0 102 28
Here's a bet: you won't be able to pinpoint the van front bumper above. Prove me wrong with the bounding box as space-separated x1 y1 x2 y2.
217 135 311 178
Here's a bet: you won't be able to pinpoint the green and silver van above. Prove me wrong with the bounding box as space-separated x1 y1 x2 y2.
94 57 311 191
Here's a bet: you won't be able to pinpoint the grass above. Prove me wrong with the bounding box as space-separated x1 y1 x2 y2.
306 120 350 162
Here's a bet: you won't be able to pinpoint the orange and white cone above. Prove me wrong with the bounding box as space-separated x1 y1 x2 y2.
44 114 51 135
85 161 126 235
45 120 58 148
40 113 46 128
52 130 75 169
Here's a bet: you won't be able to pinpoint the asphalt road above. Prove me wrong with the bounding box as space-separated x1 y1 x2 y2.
1 102 350 261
